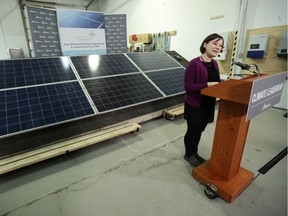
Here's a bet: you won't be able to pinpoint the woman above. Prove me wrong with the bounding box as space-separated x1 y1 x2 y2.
183 33 223 166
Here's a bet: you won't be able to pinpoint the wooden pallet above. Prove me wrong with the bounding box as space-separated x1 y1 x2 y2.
0 122 141 175
163 104 184 120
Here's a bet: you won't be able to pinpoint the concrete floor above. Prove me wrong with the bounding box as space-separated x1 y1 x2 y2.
0 106 287 216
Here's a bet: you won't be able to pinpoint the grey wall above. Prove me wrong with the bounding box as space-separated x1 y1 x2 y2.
0 0 287 60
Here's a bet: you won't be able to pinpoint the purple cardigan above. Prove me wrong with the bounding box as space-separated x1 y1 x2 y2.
184 57 219 108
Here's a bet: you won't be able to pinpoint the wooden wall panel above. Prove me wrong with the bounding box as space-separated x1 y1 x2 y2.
242 25 287 75
217 32 235 75
217 25 287 76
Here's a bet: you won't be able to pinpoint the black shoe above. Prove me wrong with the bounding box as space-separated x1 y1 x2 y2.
193 153 206 163
184 154 201 167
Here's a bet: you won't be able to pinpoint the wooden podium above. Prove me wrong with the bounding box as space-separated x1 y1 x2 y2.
192 74 268 202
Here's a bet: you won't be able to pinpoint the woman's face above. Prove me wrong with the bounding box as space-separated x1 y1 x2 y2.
204 38 223 58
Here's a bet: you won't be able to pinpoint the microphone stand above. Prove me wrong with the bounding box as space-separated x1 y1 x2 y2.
234 63 261 78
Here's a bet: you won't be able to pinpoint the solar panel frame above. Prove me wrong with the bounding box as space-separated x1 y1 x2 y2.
57 10 105 29
70 54 140 79
0 81 95 138
0 57 76 90
83 73 164 113
144 68 185 96
126 52 182 71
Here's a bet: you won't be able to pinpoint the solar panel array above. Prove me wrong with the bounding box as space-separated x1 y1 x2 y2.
0 57 95 137
0 52 185 138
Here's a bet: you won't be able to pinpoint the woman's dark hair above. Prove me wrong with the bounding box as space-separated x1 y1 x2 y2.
200 33 224 54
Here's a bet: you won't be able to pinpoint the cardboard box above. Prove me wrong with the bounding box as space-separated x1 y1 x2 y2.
129 33 152 44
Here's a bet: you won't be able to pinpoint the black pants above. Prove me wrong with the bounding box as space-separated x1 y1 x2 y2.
184 120 208 156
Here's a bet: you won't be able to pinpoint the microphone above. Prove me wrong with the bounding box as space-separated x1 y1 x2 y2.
233 61 251 70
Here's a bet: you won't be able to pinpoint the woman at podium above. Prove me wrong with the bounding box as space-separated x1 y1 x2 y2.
183 33 223 166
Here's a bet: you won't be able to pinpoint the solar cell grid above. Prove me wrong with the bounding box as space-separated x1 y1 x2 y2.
144 68 185 96
83 74 164 113
0 52 185 138
70 54 140 78
0 82 94 137
58 10 104 28
0 57 76 90
126 52 181 71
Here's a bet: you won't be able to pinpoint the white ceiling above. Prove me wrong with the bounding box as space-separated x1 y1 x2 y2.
22 0 95 10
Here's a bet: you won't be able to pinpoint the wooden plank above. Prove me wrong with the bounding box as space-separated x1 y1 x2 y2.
164 104 184 119
0 103 183 175
0 122 141 175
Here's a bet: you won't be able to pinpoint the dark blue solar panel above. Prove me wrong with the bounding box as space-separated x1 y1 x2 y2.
0 57 76 90
144 68 185 96
70 54 139 78
58 10 104 28
83 74 164 113
0 52 186 138
0 82 94 137
126 52 181 71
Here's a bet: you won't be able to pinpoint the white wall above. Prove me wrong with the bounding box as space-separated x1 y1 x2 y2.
91 0 287 60
0 0 287 60
0 1 28 59
90 0 239 60
246 0 287 29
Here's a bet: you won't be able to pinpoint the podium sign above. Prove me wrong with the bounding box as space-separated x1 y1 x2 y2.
247 72 287 121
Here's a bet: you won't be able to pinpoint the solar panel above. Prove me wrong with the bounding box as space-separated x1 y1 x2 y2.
144 68 185 96
83 74 164 113
0 57 76 89
0 82 94 137
0 52 186 139
57 10 105 28
70 54 140 78
126 52 181 71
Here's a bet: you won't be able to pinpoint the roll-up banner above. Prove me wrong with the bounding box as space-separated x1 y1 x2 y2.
27 6 61 57
104 14 127 53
